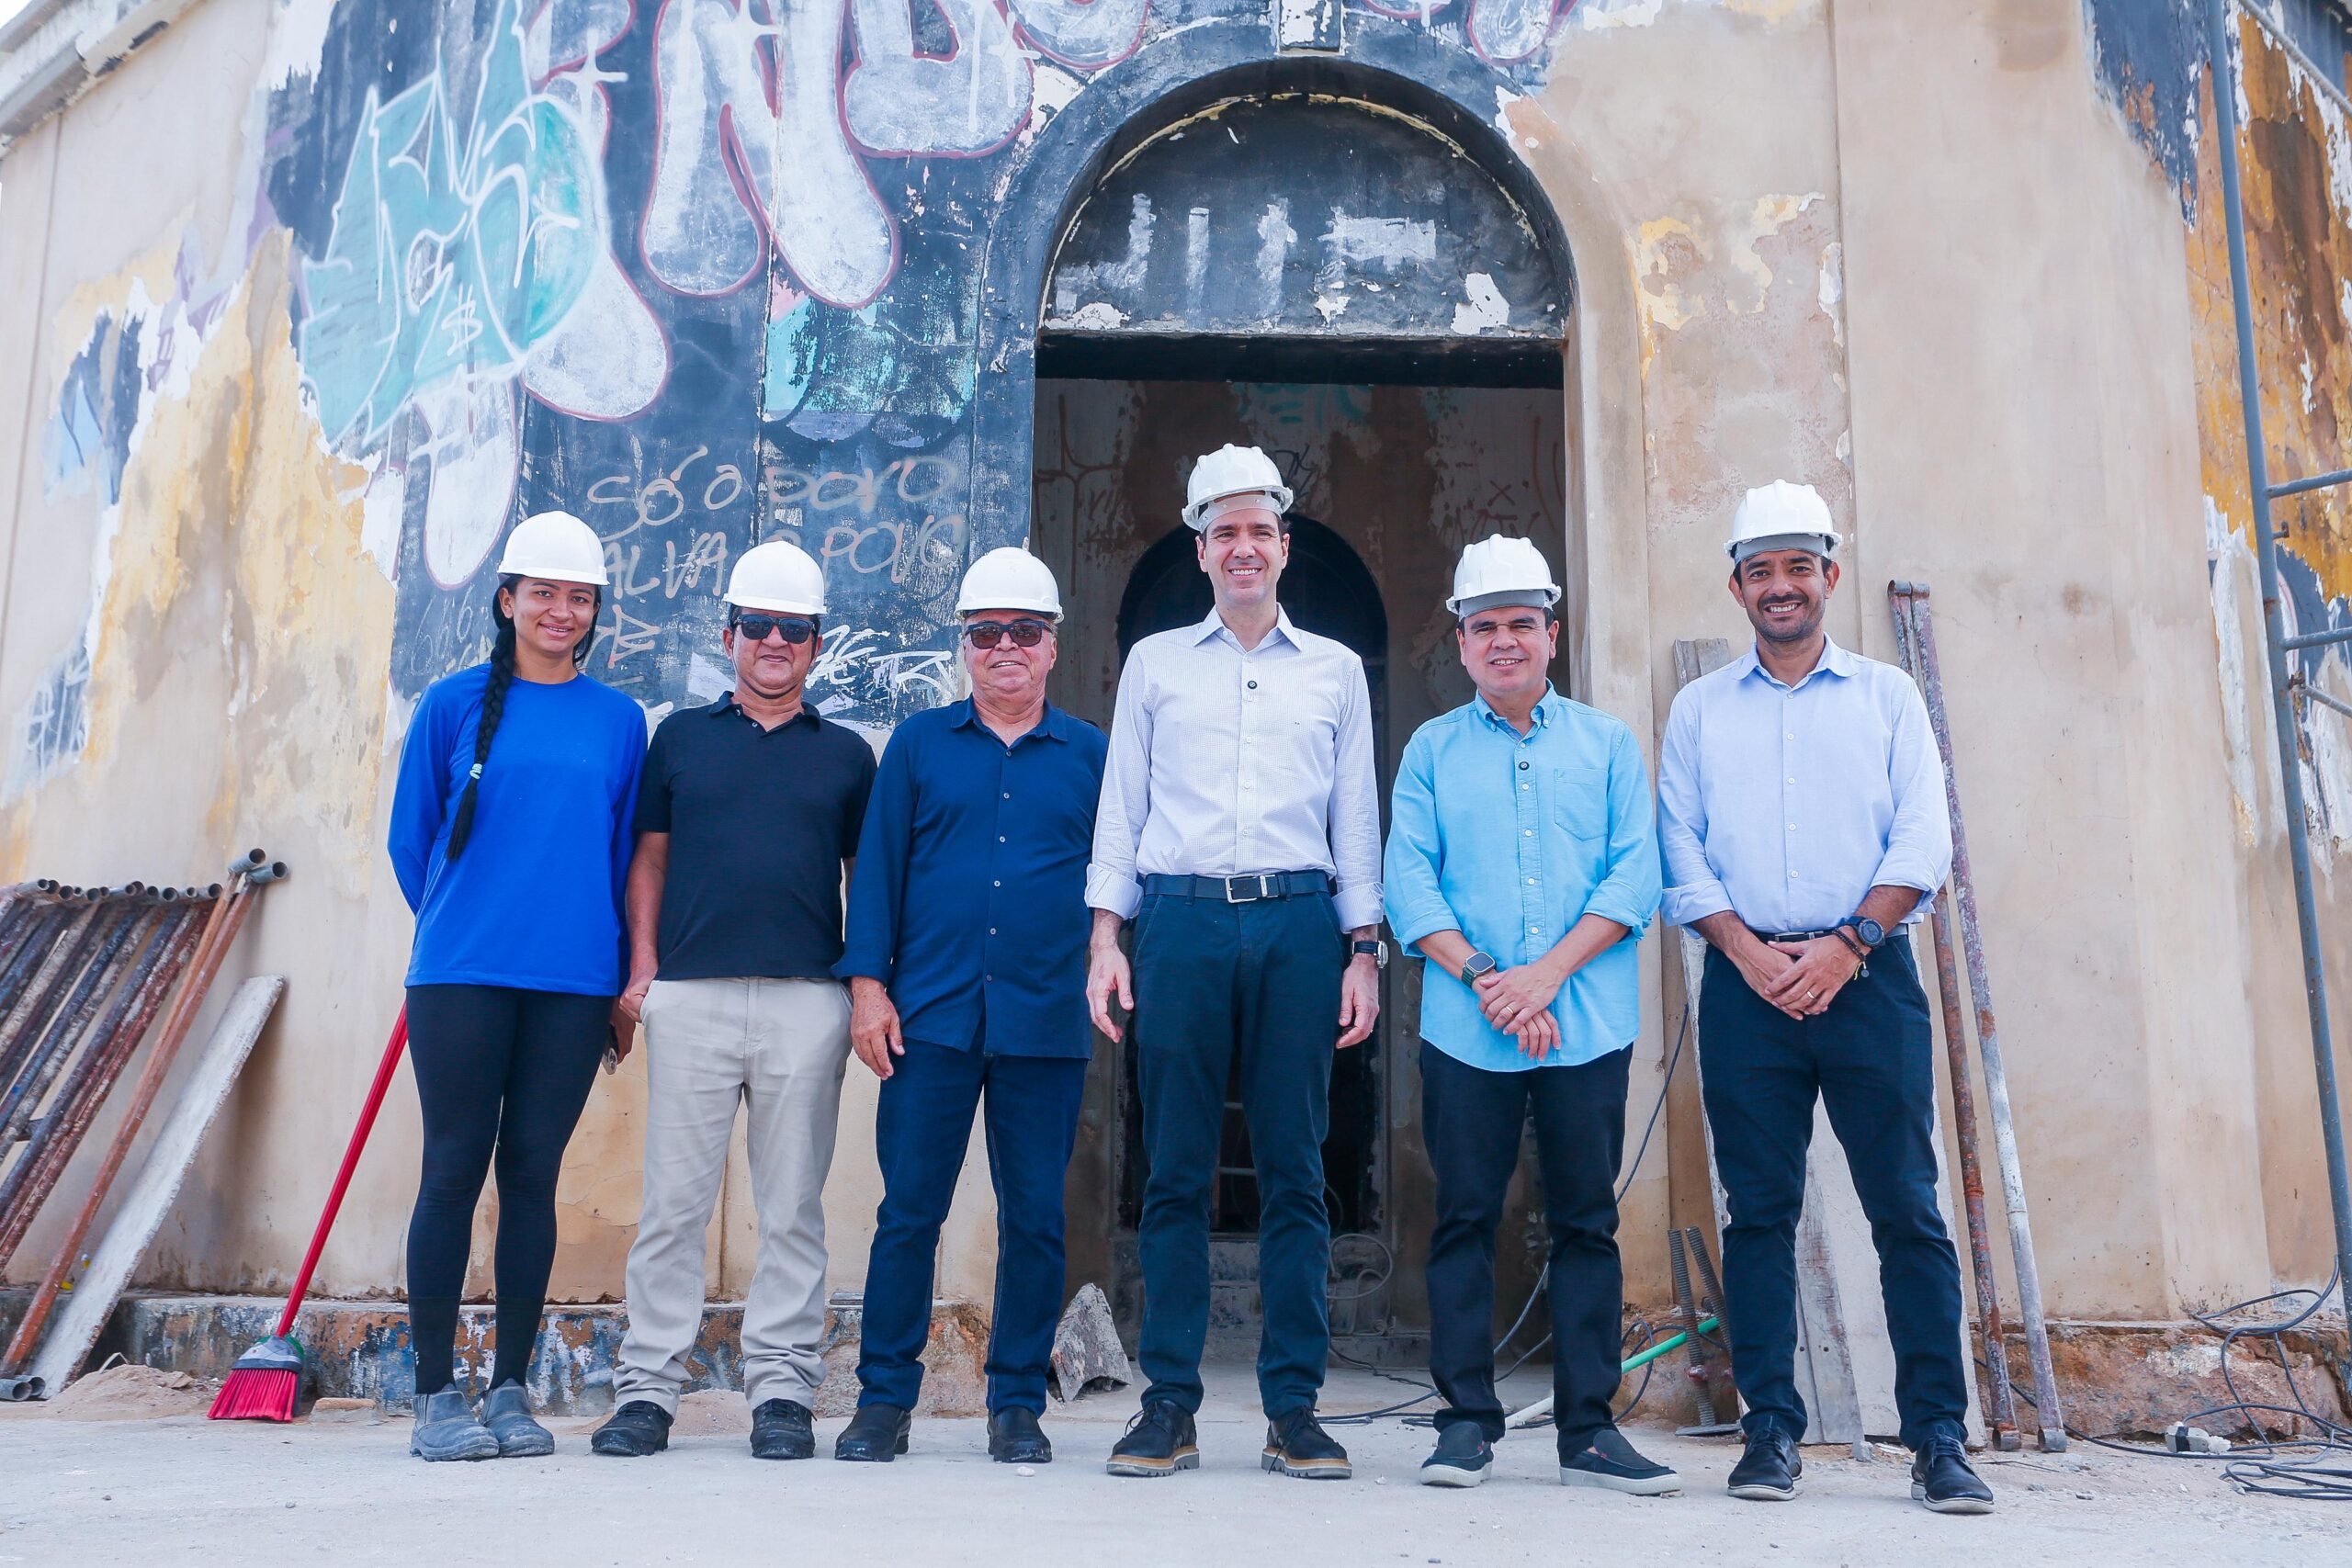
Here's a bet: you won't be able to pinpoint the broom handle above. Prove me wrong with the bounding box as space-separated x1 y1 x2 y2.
271 1010 407 1339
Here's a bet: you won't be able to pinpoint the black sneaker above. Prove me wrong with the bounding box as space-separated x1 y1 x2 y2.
988 1406 1052 1463
1726 1427 1801 1501
1419 1423 1493 1488
750 1398 815 1461
1559 1427 1681 1495
1910 1435 1996 1514
1261 1408 1351 1480
1105 1401 1199 1477
589 1400 673 1458
833 1403 911 1461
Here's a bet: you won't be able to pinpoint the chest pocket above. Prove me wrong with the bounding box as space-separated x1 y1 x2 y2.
1551 765 1610 842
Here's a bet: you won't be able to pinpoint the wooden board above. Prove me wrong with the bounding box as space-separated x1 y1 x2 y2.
24 976 283 1396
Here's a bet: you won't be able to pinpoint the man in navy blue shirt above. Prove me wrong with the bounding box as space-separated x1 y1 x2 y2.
833 547 1108 1467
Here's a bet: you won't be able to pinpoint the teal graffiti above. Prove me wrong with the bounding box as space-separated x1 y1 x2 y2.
298 0 605 448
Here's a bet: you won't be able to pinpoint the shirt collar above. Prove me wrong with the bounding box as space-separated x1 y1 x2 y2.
1734 637 1858 691
716 693 818 729
948 696 1069 744
1189 605 1300 652
1473 684 1562 734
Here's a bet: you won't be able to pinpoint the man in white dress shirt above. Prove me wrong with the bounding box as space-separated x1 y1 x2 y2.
1085 445 1385 1482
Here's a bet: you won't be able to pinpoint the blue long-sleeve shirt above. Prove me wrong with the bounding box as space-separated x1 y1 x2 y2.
389 663 646 995
837 700 1108 1058
1385 688 1659 1070
1657 639 1951 932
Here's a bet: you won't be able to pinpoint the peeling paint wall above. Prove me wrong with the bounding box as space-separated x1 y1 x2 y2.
3 0 2344 1340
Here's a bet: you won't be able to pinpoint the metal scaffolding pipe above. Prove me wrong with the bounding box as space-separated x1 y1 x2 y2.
2208 0 2352 1326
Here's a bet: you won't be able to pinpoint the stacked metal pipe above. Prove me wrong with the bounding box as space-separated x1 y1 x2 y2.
0 852 286 1278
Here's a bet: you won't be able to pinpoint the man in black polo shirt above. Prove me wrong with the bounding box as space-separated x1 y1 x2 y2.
593 541 876 1462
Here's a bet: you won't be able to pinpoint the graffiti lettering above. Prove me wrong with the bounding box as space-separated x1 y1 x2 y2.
646 0 1148 303
767 456 959 516
586 446 751 540
808 626 960 705
818 513 969 582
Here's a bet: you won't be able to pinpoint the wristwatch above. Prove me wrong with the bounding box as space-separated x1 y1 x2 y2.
1460 951 1497 986
1839 915 1886 950
1351 939 1388 969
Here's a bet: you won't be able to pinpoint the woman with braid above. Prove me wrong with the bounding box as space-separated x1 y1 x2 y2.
387 511 646 1461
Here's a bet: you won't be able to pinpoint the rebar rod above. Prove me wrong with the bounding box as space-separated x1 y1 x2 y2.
1891 584 2020 1450
0 905 143 1152
1896 583 2067 1450
0 902 102 1083
2209 0 2352 1333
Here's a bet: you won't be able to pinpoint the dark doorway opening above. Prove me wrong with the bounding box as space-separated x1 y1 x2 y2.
1110 516 1390 1243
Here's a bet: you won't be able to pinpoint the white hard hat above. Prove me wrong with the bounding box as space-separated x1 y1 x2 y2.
1726 480 1841 562
725 539 827 616
1447 535 1561 617
1182 444 1294 530
495 510 608 586
956 547 1062 617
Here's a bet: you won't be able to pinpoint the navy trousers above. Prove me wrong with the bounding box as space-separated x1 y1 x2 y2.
1132 890 1345 1418
856 1040 1089 1416
1421 1041 1630 1450
1698 940 1970 1450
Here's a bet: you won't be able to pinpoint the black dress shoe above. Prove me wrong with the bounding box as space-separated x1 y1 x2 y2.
1559 1427 1682 1495
750 1398 816 1461
1261 1408 1351 1480
987 1406 1052 1464
834 1403 911 1461
1910 1435 1996 1514
589 1400 673 1458
1726 1427 1801 1501
1105 1401 1199 1477
1419 1422 1493 1488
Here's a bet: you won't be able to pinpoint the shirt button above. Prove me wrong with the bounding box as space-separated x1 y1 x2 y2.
989 927 997 936
1519 761 1529 771
1787 824 1796 832
1528 925 1541 934
1248 680 1258 690
999 835 1007 843
1786 777 1795 785
992 880 1001 887
1003 792 1011 800
1521 783 1531 791
1526 877 1537 886
1786 733 1795 740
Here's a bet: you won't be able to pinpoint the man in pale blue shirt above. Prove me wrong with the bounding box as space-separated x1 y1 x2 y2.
1657 480 1993 1515
1385 536 1674 1495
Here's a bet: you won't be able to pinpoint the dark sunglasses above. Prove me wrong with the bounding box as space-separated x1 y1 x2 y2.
962 619 1052 649
731 614 817 645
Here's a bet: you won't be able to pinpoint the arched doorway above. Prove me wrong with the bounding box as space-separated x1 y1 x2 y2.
1023 65 1577 1357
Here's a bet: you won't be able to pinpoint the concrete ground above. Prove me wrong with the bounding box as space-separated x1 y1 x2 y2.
2 1365 2347 1566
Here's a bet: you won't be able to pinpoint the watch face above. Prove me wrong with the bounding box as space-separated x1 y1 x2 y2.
1859 919 1886 946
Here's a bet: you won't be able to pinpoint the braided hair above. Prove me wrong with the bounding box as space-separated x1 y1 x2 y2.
443 574 602 863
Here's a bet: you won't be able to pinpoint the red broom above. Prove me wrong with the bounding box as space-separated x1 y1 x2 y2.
209 1010 408 1421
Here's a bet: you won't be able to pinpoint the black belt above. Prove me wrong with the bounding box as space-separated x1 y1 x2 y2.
1750 927 1841 943
1142 871 1334 904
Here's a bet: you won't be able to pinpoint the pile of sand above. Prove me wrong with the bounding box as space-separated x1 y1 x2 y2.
46 1363 214 1420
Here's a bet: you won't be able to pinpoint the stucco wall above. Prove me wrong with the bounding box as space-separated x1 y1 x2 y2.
3 0 2346 1335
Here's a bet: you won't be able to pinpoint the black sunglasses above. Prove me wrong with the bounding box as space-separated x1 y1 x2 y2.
731 614 817 645
963 619 1052 649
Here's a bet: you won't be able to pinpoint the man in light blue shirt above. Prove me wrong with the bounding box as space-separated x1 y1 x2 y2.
1657 480 1992 1515
1384 536 1674 1495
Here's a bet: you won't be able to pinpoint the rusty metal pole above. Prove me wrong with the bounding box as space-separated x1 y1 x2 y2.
1890 584 2019 1451
0 863 278 1374
0 903 147 1155
0 901 103 1085
1895 582 2068 1450
2208 0 2352 1348
0 900 204 1271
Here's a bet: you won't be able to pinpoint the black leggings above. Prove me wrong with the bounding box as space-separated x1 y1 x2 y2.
404 984 608 1394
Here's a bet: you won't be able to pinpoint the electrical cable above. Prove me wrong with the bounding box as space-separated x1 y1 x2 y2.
1976 1265 2352 1502
1322 1007 1691 1427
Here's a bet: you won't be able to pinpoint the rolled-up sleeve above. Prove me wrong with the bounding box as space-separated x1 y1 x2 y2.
1657 690 1733 929
1086 650 1152 919
1381 733 1455 948
1583 725 1662 938
1329 657 1385 932
1870 680 1954 897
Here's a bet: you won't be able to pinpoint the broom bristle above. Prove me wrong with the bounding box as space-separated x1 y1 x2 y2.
209 1367 299 1423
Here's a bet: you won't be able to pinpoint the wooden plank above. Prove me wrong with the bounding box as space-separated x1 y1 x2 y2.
23 976 282 1397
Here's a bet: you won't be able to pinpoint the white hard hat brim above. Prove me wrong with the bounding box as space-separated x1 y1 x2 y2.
1449 587 1560 617
726 592 825 615
1182 485 1295 530
1726 531 1841 562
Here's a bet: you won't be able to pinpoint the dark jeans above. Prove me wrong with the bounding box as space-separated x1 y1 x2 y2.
1132 890 1344 1417
404 983 610 1393
1421 1041 1630 1450
1698 940 1969 1450
857 1040 1089 1415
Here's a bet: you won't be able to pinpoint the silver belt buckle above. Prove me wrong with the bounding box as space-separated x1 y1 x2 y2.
1224 874 1272 903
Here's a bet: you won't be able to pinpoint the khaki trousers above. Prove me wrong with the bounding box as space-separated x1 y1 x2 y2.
614 976 852 1412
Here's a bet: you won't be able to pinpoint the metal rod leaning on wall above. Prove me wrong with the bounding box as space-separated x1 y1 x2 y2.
1890 582 2022 1452
0 897 208 1270
0 854 284 1378
0 899 104 1087
0 891 79 1011
0 902 148 1158
2208 0 2352 1332
1886 581 2067 1450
